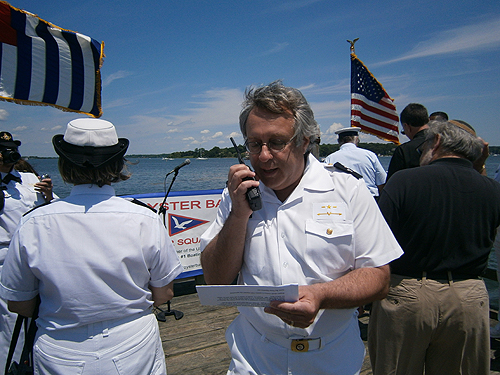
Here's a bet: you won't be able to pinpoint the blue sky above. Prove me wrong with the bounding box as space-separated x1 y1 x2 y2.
1 0 500 156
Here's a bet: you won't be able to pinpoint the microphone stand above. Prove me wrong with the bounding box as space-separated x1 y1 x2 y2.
155 301 184 321
158 168 178 228
156 168 184 321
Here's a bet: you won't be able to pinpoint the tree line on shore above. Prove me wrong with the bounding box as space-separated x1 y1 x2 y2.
26 144 500 160
126 144 500 159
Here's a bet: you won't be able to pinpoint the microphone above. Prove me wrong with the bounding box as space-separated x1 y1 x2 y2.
167 159 191 175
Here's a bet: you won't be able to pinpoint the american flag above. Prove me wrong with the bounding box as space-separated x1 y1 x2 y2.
350 54 399 144
0 1 104 117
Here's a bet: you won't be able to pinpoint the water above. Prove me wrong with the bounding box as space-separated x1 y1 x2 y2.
28 154 500 199
27 157 236 198
26 154 500 308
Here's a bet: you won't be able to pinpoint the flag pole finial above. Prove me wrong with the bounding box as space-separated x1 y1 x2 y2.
347 38 359 54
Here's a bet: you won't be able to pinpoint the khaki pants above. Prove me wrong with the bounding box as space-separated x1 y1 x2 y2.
368 274 489 375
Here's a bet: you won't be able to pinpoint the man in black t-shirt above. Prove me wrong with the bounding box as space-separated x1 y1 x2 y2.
368 119 500 375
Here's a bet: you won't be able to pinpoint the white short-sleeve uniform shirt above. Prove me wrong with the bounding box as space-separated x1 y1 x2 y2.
0 184 183 332
324 143 387 196
0 171 46 263
200 154 402 374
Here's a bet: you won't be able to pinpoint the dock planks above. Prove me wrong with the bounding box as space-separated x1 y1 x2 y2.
158 293 500 375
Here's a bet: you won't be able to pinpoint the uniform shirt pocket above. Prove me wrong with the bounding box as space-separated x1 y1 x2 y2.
304 220 355 276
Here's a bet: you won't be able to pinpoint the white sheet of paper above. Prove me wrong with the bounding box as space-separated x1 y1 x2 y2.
196 284 299 307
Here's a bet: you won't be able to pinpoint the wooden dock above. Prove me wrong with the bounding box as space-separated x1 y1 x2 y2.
157 289 500 374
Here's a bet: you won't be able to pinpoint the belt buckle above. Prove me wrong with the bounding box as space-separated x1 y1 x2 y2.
291 339 309 352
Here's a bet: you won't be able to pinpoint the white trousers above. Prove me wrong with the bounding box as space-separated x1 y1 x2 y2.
34 312 166 375
226 314 364 375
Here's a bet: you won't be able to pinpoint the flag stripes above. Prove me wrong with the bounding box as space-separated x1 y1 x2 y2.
0 1 104 117
350 54 400 144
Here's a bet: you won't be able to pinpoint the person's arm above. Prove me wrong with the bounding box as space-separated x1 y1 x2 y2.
150 281 174 307
385 146 404 182
374 156 387 195
8 297 37 317
200 164 258 285
264 265 390 328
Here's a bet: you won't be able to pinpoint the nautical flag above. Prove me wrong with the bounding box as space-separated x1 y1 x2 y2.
0 1 104 117
350 54 399 144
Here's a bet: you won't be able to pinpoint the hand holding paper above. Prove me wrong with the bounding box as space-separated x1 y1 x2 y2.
196 284 298 307
264 285 322 329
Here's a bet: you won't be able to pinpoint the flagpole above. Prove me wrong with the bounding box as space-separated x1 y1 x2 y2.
347 38 359 130
347 38 359 55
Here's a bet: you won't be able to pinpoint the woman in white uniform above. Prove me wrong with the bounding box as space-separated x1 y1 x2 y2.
0 119 183 374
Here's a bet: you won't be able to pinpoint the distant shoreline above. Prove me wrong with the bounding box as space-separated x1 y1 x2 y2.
23 143 500 160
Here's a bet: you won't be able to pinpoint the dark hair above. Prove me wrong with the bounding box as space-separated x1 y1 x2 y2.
239 80 321 151
429 111 448 121
338 135 358 146
400 103 429 127
58 157 130 187
14 159 39 175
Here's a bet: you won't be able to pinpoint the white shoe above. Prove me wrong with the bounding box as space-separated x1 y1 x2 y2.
491 322 500 338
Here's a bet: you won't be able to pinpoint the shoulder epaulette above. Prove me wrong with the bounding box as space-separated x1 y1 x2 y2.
333 162 363 179
130 198 157 213
23 201 52 216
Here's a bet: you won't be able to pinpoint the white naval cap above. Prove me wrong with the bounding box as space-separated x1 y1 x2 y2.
335 127 361 136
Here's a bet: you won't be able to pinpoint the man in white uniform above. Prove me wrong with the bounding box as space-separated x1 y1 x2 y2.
0 131 54 372
324 127 387 198
200 81 403 375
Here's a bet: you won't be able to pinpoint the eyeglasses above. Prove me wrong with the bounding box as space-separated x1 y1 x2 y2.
244 136 296 154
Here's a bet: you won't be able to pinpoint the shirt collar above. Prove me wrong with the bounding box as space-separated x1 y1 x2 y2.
70 184 116 196
340 143 357 150
259 154 334 204
428 157 473 168
301 154 336 192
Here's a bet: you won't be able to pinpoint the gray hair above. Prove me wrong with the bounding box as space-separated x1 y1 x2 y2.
239 80 320 151
424 120 483 162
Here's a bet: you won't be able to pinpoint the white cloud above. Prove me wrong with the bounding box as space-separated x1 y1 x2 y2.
323 123 344 135
103 70 133 87
201 129 210 134
268 0 325 13
182 136 195 141
211 131 223 139
380 16 500 65
259 42 290 57
13 126 27 131
300 81 350 96
0 109 8 121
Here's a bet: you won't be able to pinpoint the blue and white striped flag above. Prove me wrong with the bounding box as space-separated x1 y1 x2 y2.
0 1 104 117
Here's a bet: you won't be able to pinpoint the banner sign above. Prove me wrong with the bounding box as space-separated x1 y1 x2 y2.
122 189 223 279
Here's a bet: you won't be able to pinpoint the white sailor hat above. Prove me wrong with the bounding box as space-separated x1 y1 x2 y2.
335 127 361 136
52 118 129 168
